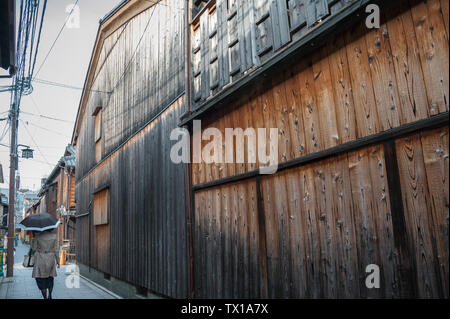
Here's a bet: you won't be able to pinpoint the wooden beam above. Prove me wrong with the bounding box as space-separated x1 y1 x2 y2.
383 140 419 298
192 112 449 192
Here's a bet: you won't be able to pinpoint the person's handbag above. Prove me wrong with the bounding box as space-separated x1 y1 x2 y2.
23 249 34 268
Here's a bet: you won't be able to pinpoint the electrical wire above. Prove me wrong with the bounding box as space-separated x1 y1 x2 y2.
20 119 71 138
30 0 48 77
33 0 80 80
27 94 42 116
20 118 53 166
0 123 10 143
20 111 74 124
33 78 111 94
111 1 159 92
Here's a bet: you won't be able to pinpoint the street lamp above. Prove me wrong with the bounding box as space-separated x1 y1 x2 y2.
17 144 34 159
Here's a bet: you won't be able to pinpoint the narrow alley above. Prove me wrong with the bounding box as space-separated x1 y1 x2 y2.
0 241 118 299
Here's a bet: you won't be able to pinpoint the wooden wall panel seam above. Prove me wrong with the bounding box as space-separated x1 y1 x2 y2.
383 140 419 298
192 112 448 192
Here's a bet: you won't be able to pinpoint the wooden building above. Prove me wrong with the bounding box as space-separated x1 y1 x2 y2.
0 0 15 74
38 145 76 246
73 0 448 298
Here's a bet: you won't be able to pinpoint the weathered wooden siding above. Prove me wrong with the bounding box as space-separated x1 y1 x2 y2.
191 0 449 298
193 127 449 298
74 1 188 298
396 126 449 298
192 0 449 186
75 97 189 298
76 0 185 180
69 176 75 209
194 180 266 298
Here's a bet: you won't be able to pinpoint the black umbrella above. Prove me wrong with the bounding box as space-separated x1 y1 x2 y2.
18 213 60 232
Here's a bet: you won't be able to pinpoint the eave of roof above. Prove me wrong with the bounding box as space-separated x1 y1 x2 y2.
0 0 15 71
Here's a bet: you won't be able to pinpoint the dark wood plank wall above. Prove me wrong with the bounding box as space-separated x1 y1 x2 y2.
396 126 449 298
75 96 189 298
75 0 185 181
193 179 266 298
74 0 188 298
193 125 449 298
191 0 449 298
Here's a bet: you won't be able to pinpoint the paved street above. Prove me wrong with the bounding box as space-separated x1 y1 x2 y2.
0 242 118 299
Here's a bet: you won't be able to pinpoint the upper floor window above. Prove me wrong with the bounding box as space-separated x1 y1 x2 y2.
93 106 102 163
192 0 210 18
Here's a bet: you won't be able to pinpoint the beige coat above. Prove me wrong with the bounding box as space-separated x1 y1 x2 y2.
31 231 59 278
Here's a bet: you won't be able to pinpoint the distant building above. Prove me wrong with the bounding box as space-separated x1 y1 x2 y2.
15 189 39 221
37 144 76 246
0 188 39 228
0 193 8 235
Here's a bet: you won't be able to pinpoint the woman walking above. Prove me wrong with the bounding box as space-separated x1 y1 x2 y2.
30 230 60 299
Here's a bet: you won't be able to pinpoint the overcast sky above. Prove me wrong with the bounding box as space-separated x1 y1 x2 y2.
0 0 120 191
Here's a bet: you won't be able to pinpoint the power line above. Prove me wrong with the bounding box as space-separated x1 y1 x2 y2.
24 94 74 124
111 1 159 92
0 121 10 142
33 77 111 94
20 119 53 166
27 94 43 115
30 0 48 77
20 119 71 138
5 0 49 276
21 110 74 124
33 0 80 79
0 143 68 150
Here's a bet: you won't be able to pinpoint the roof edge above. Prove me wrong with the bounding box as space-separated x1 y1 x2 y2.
71 0 159 146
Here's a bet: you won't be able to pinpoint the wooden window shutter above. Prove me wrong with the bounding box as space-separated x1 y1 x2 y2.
192 21 202 103
254 0 290 59
305 0 329 27
209 6 219 90
93 188 109 226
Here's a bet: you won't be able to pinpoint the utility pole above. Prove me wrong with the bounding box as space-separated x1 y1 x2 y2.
6 103 18 277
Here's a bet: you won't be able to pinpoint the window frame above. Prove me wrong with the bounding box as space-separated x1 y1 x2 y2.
93 187 110 226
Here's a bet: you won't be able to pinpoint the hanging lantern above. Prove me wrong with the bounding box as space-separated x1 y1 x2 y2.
22 148 34 159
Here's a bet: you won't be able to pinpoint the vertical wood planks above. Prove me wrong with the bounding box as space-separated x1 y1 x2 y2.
420 126 449 298
410 0 449 114
365 23 402 130
386 4 430 123
348 146 399 298
396 130 445 298
193 179 262 298
312 46 340 148
326 35 357 144
296 61 323 153
345 23 381 138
